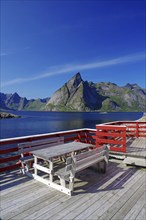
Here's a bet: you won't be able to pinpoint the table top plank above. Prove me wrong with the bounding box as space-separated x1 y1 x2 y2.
30 142 94 160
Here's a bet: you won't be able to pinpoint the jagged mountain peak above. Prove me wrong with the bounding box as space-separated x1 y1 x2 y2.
0 92 49 111
66 72 83 88
72 72 82 81
13 92 20 96
9 92 20 99
124 83 140 89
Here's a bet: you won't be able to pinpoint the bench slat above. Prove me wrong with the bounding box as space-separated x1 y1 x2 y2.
74 146 106 161
19 137 64 175
76 156 106 172
18 137 64 148
19 141 64 153
18 137 64 153
20 155 34 162
76 151 105 168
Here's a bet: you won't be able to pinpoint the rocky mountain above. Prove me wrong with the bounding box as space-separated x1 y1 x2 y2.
44 72 146 112
1 72 145 112
0 92 50 111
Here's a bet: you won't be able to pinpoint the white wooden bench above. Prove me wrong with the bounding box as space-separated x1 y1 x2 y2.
56 145 109 195
18 137 64 175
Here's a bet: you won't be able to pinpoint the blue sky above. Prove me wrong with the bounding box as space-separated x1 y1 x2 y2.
1 0 145 99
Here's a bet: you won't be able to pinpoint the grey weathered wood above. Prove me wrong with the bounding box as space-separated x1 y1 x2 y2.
123 193 146 220
34 161 144 220
56 146 109 193
18 137 64 153
110 183 145 220
31 142 94 160
29 141 95 195
123 156 146 167
20 155 34 162
1 159 145 220
135 206 146 220
110 137 146 167
28 161 119 220
18 137 64 174
64 169 144 220
96 177 145 220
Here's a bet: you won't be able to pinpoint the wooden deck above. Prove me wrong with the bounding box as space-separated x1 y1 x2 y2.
126 137 146 157
110 137 146 167
1 159 146 220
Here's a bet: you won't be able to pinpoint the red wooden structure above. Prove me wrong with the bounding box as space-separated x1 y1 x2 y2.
96 121 146 153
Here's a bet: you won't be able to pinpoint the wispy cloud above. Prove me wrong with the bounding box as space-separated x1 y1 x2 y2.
0 53 8 56
1 52 145 87
0 47 30 57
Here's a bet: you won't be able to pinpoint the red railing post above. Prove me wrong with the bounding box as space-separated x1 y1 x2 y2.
84 131 88 143
136 122 139 138
122 127 126 153
77 131 82 142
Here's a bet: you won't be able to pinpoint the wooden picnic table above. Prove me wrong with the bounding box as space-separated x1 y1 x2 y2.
30 141 94 195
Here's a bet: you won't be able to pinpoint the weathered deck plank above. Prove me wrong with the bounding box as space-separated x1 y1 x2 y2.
126 137 146 156
110 183 145 220
67 170 144 220
136 206 146 220
123 193 146 220
36 165 121 220
123 137 146 167
53 168 138 220
1 159 146 220
109 137 146 167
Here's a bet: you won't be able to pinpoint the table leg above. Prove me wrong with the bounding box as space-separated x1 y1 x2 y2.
34 156 38 175
49 159 53 182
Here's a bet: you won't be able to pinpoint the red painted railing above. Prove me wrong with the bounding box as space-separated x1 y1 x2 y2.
0 128 96 173
107 121 146 138
1 120 146 173
96 124 126 153
96 121 146 153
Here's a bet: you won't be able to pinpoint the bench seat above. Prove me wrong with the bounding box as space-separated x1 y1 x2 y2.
56 145 109 194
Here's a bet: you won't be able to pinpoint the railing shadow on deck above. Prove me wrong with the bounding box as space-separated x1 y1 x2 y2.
0 170 32 191
72 160 138 196
0 160 139 197
126 137 136 146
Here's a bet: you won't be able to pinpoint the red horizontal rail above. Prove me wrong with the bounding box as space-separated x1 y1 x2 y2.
0 155 20 163
126 126 136 128
96 138 125 145
110 146 126 152
139 134 146 137
0 163 20 173
0 147 18 154
96 131 125 138
96 125 126 130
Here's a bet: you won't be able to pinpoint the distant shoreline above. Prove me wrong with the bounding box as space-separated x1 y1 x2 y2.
136 113 146 122
0 112 21 119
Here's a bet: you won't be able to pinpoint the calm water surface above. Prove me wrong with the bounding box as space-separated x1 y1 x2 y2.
0 111 143 139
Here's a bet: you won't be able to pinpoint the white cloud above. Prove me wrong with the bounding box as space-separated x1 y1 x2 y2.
0 53 8 56
1 52 145 87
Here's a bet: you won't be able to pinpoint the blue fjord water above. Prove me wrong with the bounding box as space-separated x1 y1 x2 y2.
0 111 143 139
